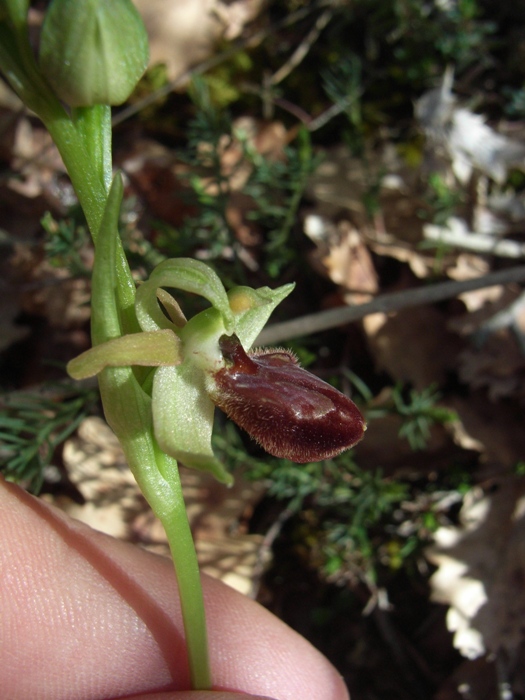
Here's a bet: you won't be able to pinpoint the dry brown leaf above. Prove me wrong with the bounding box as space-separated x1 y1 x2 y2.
447 393 525 473
59 417 144 539
306 145 373 221
11 245 92 329
58 417 266 594
121 138 196 228
445 253 500 312
304 217 378 303
362 305 463 389
133 0 265 81
122 120 289 257
456 329 525 401
195 535 264 596
306 144 444 278
8 116 66 205
427 477 525 696
448 289 525 401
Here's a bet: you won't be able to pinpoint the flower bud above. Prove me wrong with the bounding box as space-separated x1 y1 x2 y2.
39 0 148 107
207 335 366 462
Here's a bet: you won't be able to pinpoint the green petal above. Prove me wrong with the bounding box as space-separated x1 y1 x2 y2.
67 329 181 380
135 258 233 333
228 283 295 349
152 363 233 485
178 307 226 372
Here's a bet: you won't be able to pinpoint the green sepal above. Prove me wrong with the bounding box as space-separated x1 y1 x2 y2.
85 171 151 438
152 363 233 485
39 0 148 107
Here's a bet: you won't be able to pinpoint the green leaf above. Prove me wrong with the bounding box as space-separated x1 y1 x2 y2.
90 172 125 345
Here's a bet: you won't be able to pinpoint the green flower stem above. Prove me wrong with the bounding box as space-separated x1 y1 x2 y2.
97 380 212 689
93 176 212 689
42 108 140 336
72 105 113 193
152 443 212 690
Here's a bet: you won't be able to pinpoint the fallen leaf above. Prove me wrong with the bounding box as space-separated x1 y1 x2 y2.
363 304 463 389
304 217 378 303
133 0 265 81
416 69 525 184
427 477 525 686
59 416 267 594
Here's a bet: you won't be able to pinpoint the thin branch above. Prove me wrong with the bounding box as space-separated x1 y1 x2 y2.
250 503 298 599
269 7 334 86
307 89 363 131
256 265 525 345
424 221 525 258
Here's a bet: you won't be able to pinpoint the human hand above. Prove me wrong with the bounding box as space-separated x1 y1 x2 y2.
0 477 348 700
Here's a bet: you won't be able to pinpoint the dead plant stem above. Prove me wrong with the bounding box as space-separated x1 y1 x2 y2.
256 265 525 345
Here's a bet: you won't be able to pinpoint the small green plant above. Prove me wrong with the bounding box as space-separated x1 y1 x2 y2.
0 384 98 493
216 422 445 581
392 383 457 451
242 125 318 277
164 78 318 279
42 209 91 275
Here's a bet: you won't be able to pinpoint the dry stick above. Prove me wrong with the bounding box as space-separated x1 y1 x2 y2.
256 265 525 345
269 7 334 86
424 222 525 258
307 89 363 132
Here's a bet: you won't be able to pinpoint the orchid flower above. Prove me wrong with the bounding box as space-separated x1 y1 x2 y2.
68 239 296 484
67 184 365 487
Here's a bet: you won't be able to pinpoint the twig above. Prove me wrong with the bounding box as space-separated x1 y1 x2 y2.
307 90 363 131
250 503 298 599
269 8 334 86
424 221 525 258
256 265 525 345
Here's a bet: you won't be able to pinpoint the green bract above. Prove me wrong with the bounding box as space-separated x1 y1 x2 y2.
68 182 294 484
39 0 149 107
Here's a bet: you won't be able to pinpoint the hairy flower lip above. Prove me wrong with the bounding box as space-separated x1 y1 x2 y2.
207 335 366 463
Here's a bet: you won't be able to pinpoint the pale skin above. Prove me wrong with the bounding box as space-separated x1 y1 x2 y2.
0 477 349 700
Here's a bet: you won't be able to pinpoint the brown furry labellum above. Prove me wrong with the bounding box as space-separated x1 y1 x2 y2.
207 334 366 462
